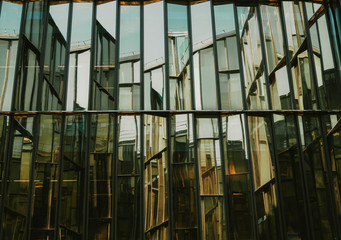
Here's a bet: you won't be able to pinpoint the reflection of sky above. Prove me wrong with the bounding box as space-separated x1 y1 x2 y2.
71 3 92 45
168 3 188 32
191 2 213 46
97 1 116 38
214 4 235 35
120 6 140 57
144 2 164 65
50 4 69 39
0 2 22 34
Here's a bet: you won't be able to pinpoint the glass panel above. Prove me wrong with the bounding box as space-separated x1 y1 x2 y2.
42 3 69 111
66 2 93 111
283 2 318 110
92 1 117 110
144 1 165 110
118 2 140 110
144 115 168 239
238 6 269 110
298 115 336 239
60 114 87 238
116 115 141 239
167 3 192 110
273 114 309 239
197 118 225 240
89 114 114 239
309 14 341 111
191 1 218 110
213 3 243 110
2 115 35 240
24 0 44 51
0 1 22 111
170 114 198 238
260 5 292 110
30 115 62 239
221 115 254 239
248 115 280 239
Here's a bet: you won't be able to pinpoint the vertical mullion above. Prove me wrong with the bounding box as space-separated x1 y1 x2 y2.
232 5 259 240
10 1 27 111
301 3 321 109
278 3 315 240
209 0 222 110
140 0 144 111
53 113 66 240
36 0 50 112
255 4 272 110
113 113 119 239
61 1 73 110
164 0 170 110
88 1 97 111
83 2 97 240
256 5 287 240
217 115 230 240
192 114 202 240
166 114 173 240
0 113 15 238
187 3 196 111
111 113 117 240
114 1 121 110
140 114 145 240
54 2 73 239
140 1 145 239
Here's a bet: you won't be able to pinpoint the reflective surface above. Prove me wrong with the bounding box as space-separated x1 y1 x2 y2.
0 0 341 240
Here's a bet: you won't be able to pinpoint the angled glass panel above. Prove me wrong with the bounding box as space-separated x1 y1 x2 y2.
283 2 317 110
213 3 243 110
60 114 87 238
248 115 280 239
298 115 336 239
24 0 44 51
221 115 254 239
116 115 141 239
144 1 165 110
2 115 35 240
238 6 269 110
196 117 226 240
260 5 292 110
88 114 114 239
30 115 62 239
191 1 218 110
167 3 192 110
170 114 198 239
41 3 69 111
273 114 309 239
118 1 140 110
0 1 22 111
307 6 341 111
92 1 117 110
144 115 168 239
66 2 93 111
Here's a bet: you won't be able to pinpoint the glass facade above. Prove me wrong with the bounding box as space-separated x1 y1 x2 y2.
0 0 341 239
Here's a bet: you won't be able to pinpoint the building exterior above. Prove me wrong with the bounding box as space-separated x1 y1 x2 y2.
0 0 341 239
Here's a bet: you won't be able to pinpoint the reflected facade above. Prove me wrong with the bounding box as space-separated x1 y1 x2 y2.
0 0 341 240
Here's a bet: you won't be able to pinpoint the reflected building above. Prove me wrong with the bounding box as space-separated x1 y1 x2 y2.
0 0 341 240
